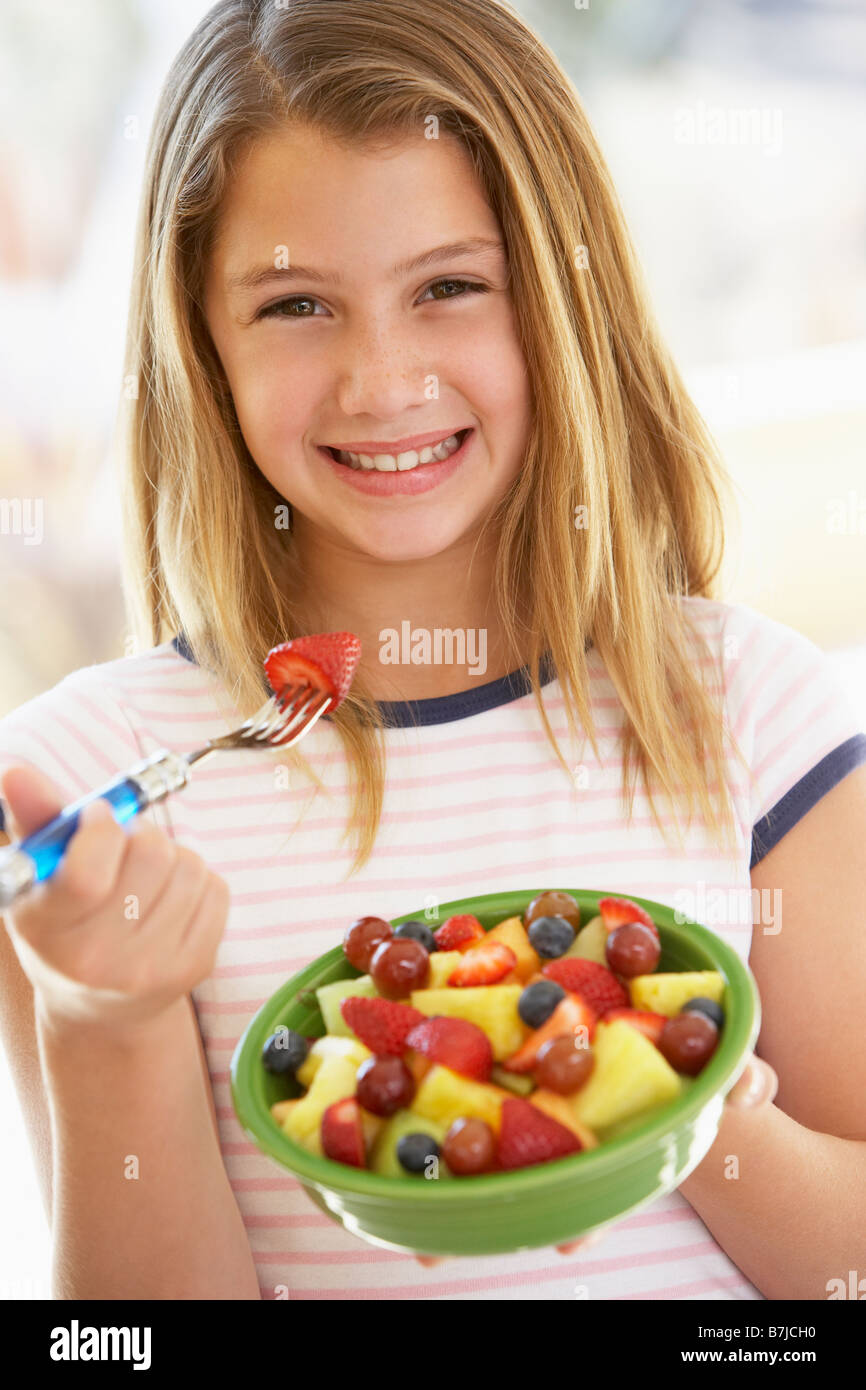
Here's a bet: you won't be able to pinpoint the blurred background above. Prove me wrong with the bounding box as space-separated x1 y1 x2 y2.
0 0 864 1296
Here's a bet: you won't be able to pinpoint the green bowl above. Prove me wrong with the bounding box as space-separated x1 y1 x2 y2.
230 889 760 1256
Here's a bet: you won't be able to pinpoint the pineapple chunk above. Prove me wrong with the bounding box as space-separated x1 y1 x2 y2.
628 971 724 1018
564 915 607 964
570 1019 682 1132
315 974 378 1037
270 1098 298 1127
409 985 528 1060
486 915 542 982
529 1089 599 1149
295 1034 372 1088
410 1064 512 1135
427 950 464 989
281 1055 360 1152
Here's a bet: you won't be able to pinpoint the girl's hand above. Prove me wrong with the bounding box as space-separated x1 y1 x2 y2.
0 764 229 1034
414 1051 780 1267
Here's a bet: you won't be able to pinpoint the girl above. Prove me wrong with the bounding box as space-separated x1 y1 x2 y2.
1 0 864 1301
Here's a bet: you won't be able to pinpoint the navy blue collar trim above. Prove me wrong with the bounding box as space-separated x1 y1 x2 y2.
170 632 575 727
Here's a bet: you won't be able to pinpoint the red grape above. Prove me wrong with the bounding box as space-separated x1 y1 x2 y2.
442 1117 496 1174
343 916 392 971
658 1013 719 1075
534 1034 595 1094
369 938 430 998
524 890 581 932
355 1056 415 1116
605 922 660 977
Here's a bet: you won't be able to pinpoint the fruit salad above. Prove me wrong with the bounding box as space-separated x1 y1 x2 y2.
263 892 726 1178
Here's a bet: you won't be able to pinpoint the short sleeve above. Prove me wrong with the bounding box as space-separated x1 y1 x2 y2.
0 668 145 839
720 603 866 868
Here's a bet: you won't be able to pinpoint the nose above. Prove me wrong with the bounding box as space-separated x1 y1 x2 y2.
331 313 431 421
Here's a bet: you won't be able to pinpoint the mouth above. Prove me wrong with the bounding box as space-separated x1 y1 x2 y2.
319 428 472 473
316 427 475 496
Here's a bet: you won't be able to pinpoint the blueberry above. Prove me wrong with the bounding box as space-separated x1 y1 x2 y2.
262 1028 309 1075
527 915 576 959
392 919 437 953
518 979 566 1028
681 997 725 1029
397 1133 441 1174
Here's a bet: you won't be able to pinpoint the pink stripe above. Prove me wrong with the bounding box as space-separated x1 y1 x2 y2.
752 693 840 787
752 661 816 740
732 625 792 742
253 1248 406 1264
167 790 743 841
614 1271 757 1299
243 1213 338 1227
65 687 142 756
183 821 728 877
254 1239 723 1296
216 847 732 916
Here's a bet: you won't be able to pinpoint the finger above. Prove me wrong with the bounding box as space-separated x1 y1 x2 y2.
0 763 67 840
727 1056 778 1109
13 798 129 933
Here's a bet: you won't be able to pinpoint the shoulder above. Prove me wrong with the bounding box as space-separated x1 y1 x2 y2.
0 641 199 834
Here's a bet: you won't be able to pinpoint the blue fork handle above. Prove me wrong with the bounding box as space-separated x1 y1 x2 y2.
0 749 191 910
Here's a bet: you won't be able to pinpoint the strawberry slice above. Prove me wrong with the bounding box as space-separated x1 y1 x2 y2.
598 896 660 944
541 958 629 1017
496 1097 582 1170
602 1007 667 1046
321 1097 366 1167
339 997 425 1055
448 940 516 987
501 994 597 1073
264 632 361 713
433 914 486 953
405 1017 494 1082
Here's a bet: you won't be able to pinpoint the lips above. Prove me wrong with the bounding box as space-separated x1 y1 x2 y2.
322 427 470 456
323 428 469 469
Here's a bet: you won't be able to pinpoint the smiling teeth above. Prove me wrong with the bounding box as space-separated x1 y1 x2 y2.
332 432 463 471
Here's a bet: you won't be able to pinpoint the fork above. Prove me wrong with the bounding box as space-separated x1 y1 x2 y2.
0 681 333 910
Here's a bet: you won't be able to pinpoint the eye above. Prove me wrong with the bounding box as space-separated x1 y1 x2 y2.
255 295 326 321
420 278 489 302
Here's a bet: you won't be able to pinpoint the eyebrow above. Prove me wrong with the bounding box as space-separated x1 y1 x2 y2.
225 237 505 293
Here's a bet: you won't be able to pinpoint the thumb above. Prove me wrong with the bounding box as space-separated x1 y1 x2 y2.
0 764 66 842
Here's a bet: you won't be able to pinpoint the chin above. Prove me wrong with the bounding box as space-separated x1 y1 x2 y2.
346 515 481 563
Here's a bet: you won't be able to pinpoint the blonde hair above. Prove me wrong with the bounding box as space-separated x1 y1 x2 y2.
119 0 755 874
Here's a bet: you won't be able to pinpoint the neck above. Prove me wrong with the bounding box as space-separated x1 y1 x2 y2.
285 521 530 701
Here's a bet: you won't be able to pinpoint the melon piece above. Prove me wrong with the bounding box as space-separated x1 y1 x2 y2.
427 950 464 989
409 985 528 1061
410 1064 512 1135
529 1089 599 1149
486 915 542 982
281 1055 360 1153
570 1019 682 1133
564 915 607 965
370 1109 452 1178
628 971 724 1018
295 1034 373 1088
490 1064 535 1097
315 975 378 1037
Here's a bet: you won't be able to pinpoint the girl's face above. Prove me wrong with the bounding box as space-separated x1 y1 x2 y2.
203 123 532 564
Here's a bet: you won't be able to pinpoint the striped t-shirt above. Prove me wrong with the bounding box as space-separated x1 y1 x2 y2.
1 595 864 1300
